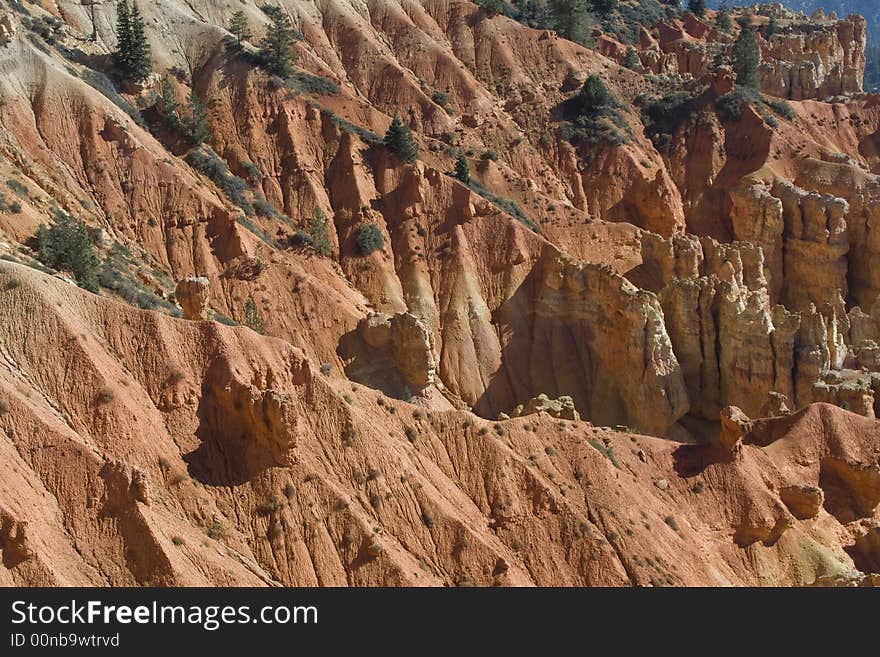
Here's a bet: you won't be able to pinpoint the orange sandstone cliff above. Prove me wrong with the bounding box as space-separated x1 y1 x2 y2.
0 0 878 586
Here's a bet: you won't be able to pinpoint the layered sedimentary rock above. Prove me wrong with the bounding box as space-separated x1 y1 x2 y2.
760 14 867 100
489 247 689 436
175 277 210 320
647 9 866 100
772 181 849 312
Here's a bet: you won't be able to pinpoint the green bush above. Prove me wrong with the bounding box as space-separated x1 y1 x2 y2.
307 208 333 256
97 243 177 313
286 71 340 96
384 116 419 163
34 209 100 292
186 147 253 215
622 47 641 70
244 296 264 334
467 181 539 233
6 179 28 197
431 90 450 110
716 87 760 122
354 223 384 256
640 91 697 152
764 97 795 120
256 4 301 77
477 0 511 16
453 153 470 184
562 75 631 149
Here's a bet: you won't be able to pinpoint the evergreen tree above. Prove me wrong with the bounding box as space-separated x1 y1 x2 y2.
549 0 591 46
384 116 419 163
258 5 298 78
34 210 99 293
112 0 131 74
733 22 761 90
181 90 210 146
307 208 332 257
478 0 509 16
516 0 551 27
578 75 611 115
622 47 641 70
590 0 617 16
453 154 470 184
766 15 778 38
243 297 264 334
228 9 252 45
158 76 180 131
113 0 151 84
127 2 151 83
687 0 705 18
716 10 732 32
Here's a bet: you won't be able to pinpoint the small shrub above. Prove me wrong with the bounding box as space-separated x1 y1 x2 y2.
640 91 698 153
256 497 282 515
243 297 264 334
320 362 333 375
0 400 10 415
95 386 115 404
480 149 498 161
404 426 417 442
283 483 296 498
453 153 470 184
431 90 450 110
354 223 384 256
206 521 225 540
307 208 333 256
664 515 680 531
186 147 253 215
764 97 795 120
6 179 28 197
286 71 340 96
171 536 185 546
34 210 99 292
622 47 641 70
716 87 761 123
422 511 435 528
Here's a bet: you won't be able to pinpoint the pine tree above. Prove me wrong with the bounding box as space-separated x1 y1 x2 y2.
590 0 617 16
622 47 641 70
549 0 591 47
766 15 778 38
113 0 151 84
716 10 732 32
687 0 705 18
453 154 470 184
243 297 264 334
478 0 509 16
384 117 419 164
34 210 99 293
258 5 298 78
127 3 151 83
733 22 761 90
181 90 210 146
228 9 252 45
307 208 332 256
112 0 131 75
578 75 611 115
159 76 180 131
